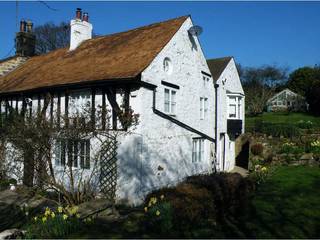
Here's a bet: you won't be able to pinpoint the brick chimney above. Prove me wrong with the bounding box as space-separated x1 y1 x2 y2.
15 20 36 57
69 8 92 51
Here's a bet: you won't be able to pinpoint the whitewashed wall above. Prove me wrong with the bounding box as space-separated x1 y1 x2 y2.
114 17 216 205
216 58 244 172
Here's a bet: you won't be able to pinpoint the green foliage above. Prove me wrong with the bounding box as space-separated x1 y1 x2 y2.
280 142 304 154
262 123 300 138
251 143 264 156
297 120 314 129
287 67 319 96
144 197 173 235
0 178 17 191
24 206 86 239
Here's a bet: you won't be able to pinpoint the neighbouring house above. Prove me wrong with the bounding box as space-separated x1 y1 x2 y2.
207 57 245 172
0 9 245 205
266 88 307 112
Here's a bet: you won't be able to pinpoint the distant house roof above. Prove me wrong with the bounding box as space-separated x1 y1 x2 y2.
0 15 188 94
206 56 232 82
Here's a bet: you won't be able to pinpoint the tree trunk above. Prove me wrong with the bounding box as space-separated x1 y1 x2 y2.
23 149 34 187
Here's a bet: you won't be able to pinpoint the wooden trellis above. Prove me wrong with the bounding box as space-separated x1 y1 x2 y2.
99 138 118 201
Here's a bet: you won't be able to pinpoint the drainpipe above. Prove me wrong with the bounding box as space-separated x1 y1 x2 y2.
214 83 219 173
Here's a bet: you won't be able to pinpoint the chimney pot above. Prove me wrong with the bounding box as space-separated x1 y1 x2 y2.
26 21 33 33
76 8 82 19
83 12 89 22
20 20 26 32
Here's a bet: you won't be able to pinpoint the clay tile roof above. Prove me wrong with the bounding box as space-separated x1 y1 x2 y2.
206 56 233 82
0 15 188 94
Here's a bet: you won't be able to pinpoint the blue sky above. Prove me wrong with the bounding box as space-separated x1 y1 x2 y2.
1 1 319 71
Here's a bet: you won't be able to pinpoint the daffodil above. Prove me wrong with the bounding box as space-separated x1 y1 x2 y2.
44 207 51 217
160 195 164 200
144 207 148 212
42 216 47 223
76 214 80 218
63 214 68 220
156 210 160 216
51 212 55 218
261 166 267 171
57 206 63 213
33 216 38 222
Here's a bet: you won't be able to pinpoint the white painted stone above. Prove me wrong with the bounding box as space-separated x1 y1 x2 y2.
69 19 92 51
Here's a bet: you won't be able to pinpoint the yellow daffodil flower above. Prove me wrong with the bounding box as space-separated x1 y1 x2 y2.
63 214 68 220
144 207 148 212
57 206 63 213
156 210 160 216
42 216 47 223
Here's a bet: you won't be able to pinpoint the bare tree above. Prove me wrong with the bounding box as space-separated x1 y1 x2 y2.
241 65 288 116
34 22 70 54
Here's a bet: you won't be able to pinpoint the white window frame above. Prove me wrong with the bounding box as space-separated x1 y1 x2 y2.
228 95 243 119
192 138 205 163
54 138 90 169
200 97 208 120
164 88 177 115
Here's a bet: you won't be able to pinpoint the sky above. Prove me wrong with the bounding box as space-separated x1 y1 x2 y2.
0 1 319 71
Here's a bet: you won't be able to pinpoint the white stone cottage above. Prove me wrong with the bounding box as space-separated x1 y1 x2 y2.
0 11 244 204
266 88 307 112
207 57 245 172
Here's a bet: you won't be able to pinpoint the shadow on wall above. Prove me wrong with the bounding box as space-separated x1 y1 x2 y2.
116 133 206 205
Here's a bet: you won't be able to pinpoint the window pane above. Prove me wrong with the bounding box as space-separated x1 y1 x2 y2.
229 105 236 118
164 89 170 113
54 140 61 166
200 98 203 119
171 91 176 114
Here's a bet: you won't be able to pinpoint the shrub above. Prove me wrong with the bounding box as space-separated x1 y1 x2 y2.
249 165 271 185
310 140 320 154
251 143 264 156
145 183 215 232
262 123 300 138
24 206 85 239
297 120 314 129
280 142 304 154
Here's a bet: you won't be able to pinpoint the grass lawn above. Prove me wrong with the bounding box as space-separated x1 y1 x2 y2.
246 112 320 130
244 166 320 238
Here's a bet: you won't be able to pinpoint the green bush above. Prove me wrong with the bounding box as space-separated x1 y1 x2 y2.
297 120 314 129
280 142 304 154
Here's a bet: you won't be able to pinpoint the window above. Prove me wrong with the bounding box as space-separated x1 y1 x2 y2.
164 88 176 115
228 95 242 119
192 138 204 163
202 74 210 87
200 97 208 120
163 57 172 74
54 139 90 169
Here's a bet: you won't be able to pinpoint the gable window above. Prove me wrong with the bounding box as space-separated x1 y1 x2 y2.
228 95 242 119
54 139 90 169
200 97 208 120
202 74 210 87
163 57 172 75
164 88 176 115
192 138 204 163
